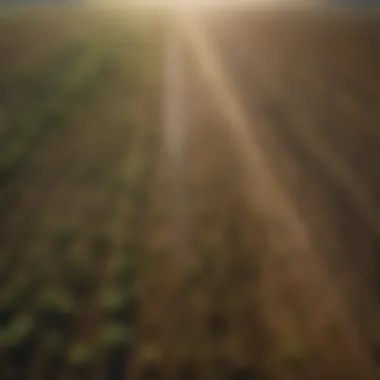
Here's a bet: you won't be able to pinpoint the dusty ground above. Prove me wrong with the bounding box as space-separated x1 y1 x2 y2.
197 8 380 379
0 6 380 380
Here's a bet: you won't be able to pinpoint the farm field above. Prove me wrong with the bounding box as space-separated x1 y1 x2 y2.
0 6 380 380
0 9 163 380
200 8 380 379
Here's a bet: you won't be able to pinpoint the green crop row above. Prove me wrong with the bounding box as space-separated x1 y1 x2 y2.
0 33 121 190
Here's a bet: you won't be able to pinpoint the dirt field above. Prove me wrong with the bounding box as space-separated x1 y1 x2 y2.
0 6 380 380
201 8 380 379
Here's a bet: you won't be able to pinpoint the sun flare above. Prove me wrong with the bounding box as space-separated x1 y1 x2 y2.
97 0 279 10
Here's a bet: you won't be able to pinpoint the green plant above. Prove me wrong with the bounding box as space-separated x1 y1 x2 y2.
38 289 72 313
100 287 136 322
281 331 304 366
37 289 73 329
0 314 36 365
99 323 132 353
0 314 34 349
0 281 27 325
0 293 17 326
100 289 124 314
66 342 94 370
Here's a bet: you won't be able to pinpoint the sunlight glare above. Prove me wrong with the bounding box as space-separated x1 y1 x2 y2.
118 0 274 10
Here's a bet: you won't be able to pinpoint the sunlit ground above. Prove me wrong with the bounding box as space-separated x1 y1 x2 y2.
1 3 380 380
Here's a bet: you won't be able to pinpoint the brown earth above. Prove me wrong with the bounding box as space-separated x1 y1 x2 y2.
0 7 380 380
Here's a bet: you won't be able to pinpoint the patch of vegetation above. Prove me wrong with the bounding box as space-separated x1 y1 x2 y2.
37 289 73 329
0 292 18 326
0 314 35 365
100 287 136 323
66 342 94 371
100 289 124 314
98 323 132 353
0 314 34 348
0 281 28 326
0 34 114 190
281 331 304 366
